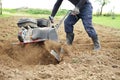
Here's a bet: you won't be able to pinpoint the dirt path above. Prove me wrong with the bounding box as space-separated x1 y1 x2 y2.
0 16 120 80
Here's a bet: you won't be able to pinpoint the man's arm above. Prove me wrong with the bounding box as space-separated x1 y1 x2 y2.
51 0 63 17
71 0 88 15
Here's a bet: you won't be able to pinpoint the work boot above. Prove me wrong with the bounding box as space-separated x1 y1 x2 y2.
92 38 101 50
66 32 74 45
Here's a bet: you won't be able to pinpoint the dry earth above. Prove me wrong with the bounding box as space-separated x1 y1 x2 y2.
0 16 120 80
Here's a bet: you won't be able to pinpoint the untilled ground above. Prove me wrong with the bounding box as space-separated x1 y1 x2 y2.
0 16 120 80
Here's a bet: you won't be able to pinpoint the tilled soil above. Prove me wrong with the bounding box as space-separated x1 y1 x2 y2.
0 16 120 80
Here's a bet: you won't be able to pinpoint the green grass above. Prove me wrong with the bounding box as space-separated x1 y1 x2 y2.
2 8 50 18
1 8 67 18
93 15 120 29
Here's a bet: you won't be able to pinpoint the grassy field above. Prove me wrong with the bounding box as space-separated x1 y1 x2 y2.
1 8 67 18
93 15 120 29
0 8 120 29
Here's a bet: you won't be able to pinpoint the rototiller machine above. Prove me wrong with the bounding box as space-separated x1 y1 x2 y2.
15 11 71 62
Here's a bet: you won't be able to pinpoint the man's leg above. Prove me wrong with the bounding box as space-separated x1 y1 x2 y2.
64 14 79 45
80 4 101 50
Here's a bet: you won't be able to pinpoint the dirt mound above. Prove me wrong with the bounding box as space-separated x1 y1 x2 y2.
0 40 67 66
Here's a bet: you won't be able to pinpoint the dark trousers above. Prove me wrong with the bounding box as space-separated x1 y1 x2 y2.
64 3 97 39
